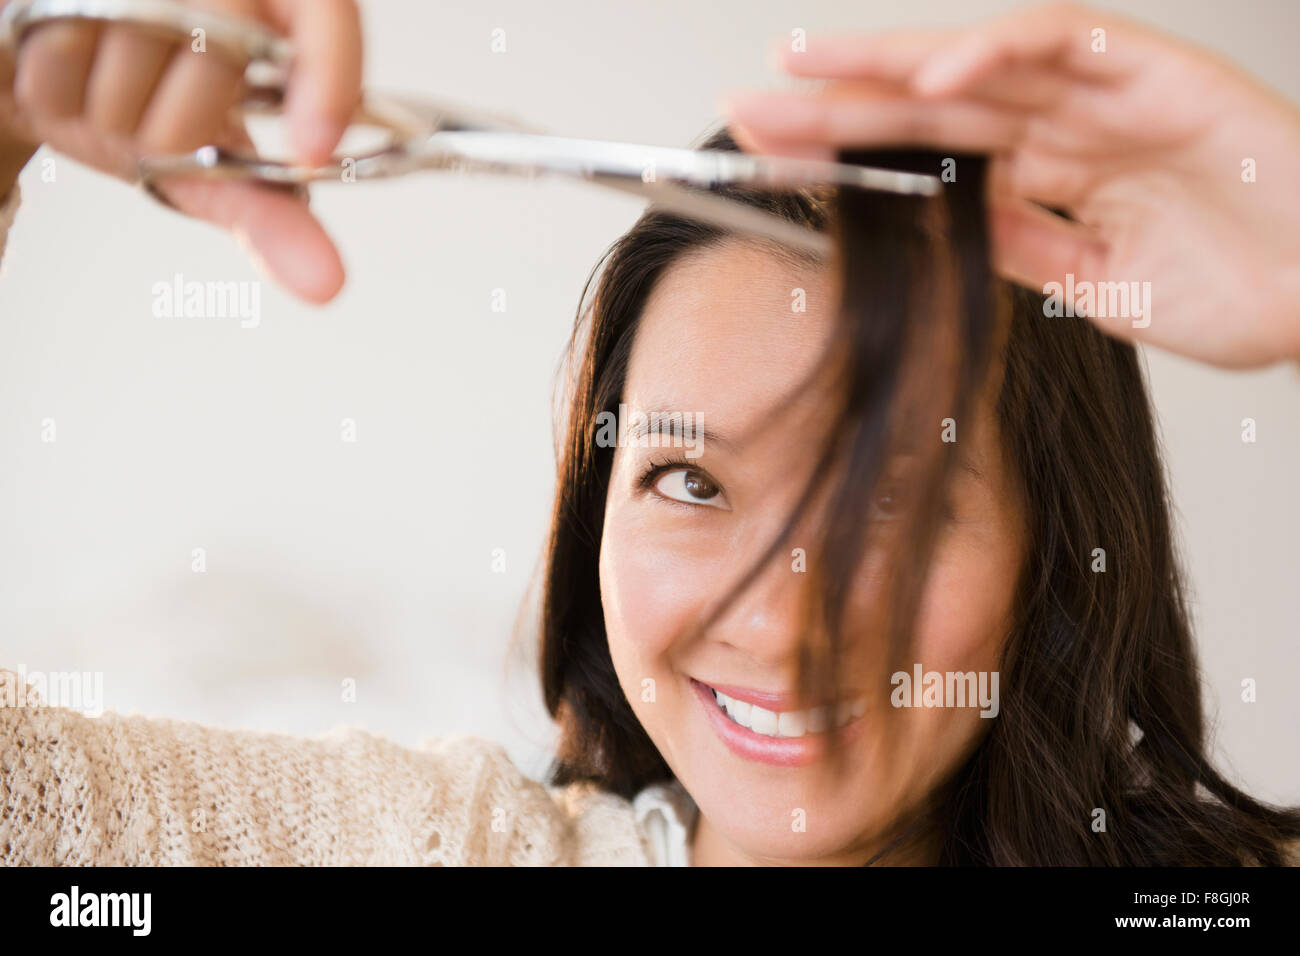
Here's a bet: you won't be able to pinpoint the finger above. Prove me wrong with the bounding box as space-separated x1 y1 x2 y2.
0 31 16 117
85 26 179 136
136 0 261 153
988 195 1107 295
136 43 243 154
815 72 1070 117
773 29 960 84
724 119 835 161
770 26 1078 116
771 8 1135 95
776 32 1074 114
264 0 363 166
156 176 345 304
12 21 101 118
990 148 1098 211
917 66 1070 112
912 2 1140 97
723 87 1027 154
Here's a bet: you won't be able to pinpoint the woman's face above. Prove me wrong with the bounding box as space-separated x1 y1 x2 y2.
598 239 1028 865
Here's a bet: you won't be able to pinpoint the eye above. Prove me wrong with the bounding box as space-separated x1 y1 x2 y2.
652 468 730 510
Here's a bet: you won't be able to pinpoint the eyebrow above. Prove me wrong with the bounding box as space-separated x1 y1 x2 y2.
624 410 736 453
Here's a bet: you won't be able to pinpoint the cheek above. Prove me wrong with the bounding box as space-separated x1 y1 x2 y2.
883 526 1020 779
842 517 1019 679
913 534 1019 671
598 495 716 686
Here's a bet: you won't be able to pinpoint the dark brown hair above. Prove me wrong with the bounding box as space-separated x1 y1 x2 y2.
538 125 1300 865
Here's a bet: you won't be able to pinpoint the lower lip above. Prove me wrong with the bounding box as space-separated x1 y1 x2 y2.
690 678 864 767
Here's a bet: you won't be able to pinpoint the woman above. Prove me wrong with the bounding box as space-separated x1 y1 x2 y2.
1 1 1297 865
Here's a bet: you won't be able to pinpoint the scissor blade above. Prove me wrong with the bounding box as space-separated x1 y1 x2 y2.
373 94 545 137
412 129 944 256
588 174 834 258
419 130 941 196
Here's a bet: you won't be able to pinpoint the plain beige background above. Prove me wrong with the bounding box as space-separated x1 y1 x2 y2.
1 0 1296 803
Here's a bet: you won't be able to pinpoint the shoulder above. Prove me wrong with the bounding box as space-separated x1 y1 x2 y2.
0 670 649 865
416 736 654 866
547 778 659 866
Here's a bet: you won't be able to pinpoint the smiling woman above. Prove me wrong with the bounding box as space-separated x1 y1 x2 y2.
539 126 1300 866
2 0 1298 882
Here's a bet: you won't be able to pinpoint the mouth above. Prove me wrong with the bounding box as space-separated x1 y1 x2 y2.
705 681 866 736
690 678 867 767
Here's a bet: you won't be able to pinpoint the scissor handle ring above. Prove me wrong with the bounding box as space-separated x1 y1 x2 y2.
0 0 436 197
0 0 291 64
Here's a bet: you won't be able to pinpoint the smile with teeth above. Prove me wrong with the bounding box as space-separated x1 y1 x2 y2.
710 687 866 738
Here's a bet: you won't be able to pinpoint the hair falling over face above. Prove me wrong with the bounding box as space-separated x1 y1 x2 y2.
666 147 998 792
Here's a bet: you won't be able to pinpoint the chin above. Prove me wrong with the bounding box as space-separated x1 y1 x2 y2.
700 794 886 864
684 753 898 864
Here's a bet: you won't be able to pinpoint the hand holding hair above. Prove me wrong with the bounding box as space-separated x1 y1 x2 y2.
724 1 1300 369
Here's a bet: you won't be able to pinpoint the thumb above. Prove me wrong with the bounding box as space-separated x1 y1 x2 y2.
155 175 345 304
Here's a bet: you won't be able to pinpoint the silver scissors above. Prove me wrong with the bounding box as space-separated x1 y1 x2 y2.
0 0 942 258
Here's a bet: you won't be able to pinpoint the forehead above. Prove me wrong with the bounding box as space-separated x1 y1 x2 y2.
624 240 837 417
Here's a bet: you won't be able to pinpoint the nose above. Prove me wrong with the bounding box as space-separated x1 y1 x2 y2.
701 518 885 703
707 538 815 669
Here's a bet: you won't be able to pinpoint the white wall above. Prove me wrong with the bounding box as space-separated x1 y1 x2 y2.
1 0 1296 800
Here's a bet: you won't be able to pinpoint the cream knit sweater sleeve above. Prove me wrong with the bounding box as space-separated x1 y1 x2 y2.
0 185 655 866
0 666 632 865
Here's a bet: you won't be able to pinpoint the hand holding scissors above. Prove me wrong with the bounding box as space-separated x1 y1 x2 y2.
0 0 367 301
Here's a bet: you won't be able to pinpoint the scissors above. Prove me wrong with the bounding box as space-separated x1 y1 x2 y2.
0 0 943 258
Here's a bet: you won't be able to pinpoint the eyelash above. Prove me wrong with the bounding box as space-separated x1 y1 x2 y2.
636 459 957 520
637 456 686 487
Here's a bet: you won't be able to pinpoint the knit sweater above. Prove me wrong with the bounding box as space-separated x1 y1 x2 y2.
0 182 698 866
0 661 697 865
